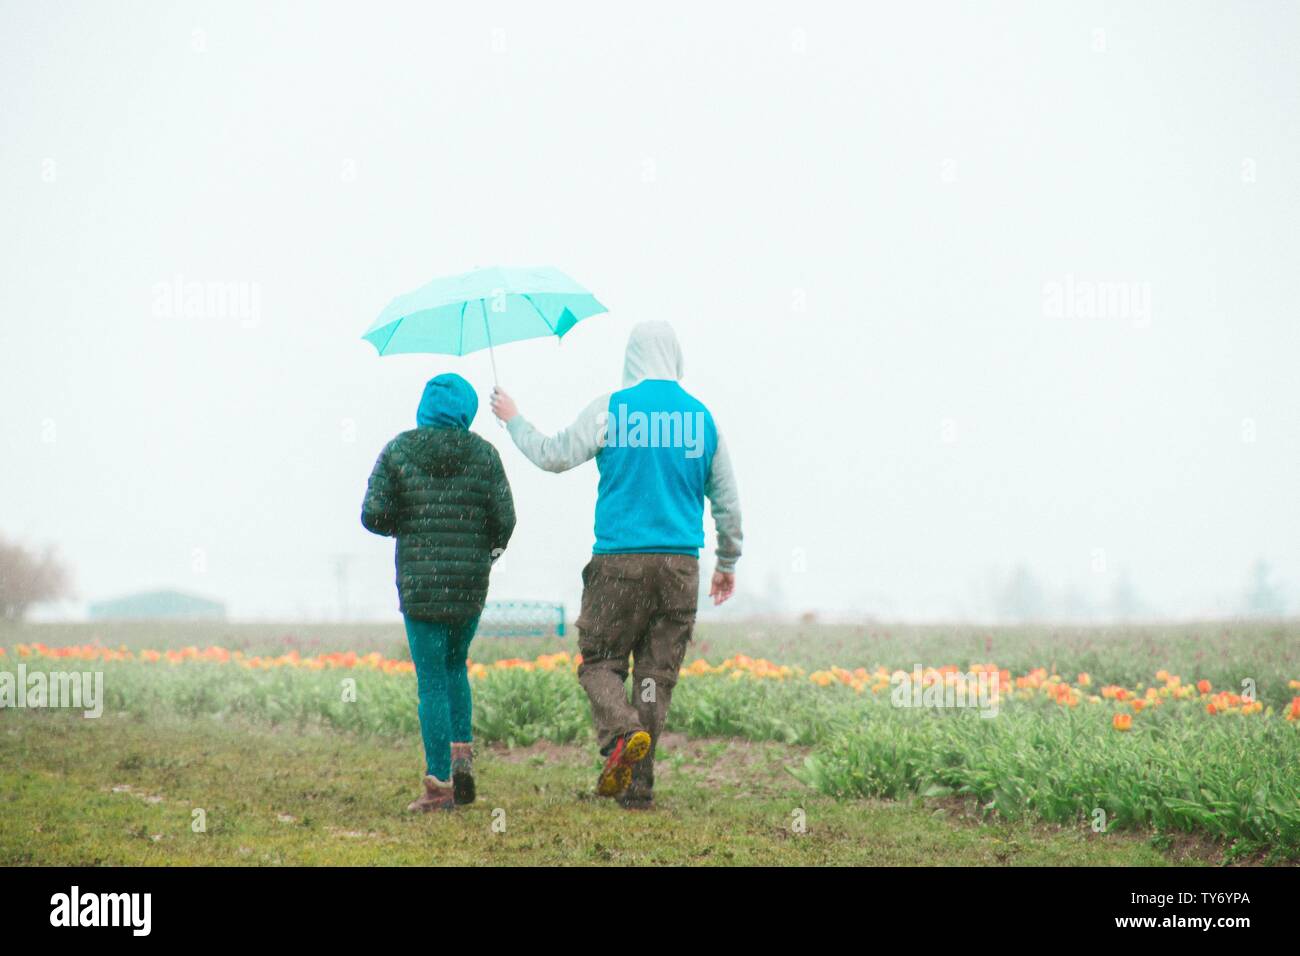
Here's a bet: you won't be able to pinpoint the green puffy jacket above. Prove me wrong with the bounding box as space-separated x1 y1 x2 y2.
361 427 515 621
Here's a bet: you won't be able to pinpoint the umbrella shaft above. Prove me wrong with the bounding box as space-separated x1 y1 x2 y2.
482 298 499 386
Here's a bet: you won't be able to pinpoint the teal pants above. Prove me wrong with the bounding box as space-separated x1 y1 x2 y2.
403 614 479 780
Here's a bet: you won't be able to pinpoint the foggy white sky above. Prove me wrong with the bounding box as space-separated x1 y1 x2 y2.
2 1 1297 621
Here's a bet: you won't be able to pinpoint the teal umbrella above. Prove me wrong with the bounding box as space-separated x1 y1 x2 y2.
362 266 607 383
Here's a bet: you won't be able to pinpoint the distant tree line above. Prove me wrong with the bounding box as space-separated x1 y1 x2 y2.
993 559 1288 623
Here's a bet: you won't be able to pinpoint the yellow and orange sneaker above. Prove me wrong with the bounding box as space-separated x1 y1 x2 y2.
596 730 651 798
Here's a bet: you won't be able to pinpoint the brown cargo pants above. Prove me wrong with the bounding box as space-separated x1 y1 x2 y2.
575 553 699 797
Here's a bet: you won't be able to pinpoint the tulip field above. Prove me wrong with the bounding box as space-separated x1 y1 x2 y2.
2 619 1298 865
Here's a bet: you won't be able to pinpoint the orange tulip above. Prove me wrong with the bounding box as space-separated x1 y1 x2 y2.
1113 713 1132 731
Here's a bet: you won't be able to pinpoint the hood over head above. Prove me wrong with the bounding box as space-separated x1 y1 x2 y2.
622 320 685 387
417 373 479 430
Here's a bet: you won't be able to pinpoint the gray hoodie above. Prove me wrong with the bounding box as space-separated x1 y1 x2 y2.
504 321 742 573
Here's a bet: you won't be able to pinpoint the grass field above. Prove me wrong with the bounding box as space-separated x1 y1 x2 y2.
2 619 1298 866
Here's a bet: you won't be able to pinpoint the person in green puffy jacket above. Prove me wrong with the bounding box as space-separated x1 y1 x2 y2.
361 373 515 812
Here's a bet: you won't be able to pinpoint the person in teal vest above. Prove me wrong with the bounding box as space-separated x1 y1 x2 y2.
362 373 515 812
490 321 742 809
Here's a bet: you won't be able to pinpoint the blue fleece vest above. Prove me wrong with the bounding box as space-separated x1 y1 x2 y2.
592 379 718 557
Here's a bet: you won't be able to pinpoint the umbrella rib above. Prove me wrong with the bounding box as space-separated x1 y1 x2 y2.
521 294 556 334
458 301 468 355
376 321 402 355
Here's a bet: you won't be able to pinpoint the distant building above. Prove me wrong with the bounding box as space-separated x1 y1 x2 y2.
88 590 226 621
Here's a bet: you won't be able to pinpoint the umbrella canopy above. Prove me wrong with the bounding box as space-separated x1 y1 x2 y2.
362 266 607 360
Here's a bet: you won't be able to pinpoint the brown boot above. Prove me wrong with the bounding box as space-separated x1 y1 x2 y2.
406 775 454 813
451 742 475 805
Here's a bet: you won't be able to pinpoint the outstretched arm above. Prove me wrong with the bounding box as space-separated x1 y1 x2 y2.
491 388 607 474
704 433 743 604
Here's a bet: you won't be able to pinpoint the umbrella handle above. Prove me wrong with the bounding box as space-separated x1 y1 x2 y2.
482 300 504 427
488 347 504 429
486 369 505 430
489 353 504 429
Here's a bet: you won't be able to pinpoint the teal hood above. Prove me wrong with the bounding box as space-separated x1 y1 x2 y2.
417 373 478 429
